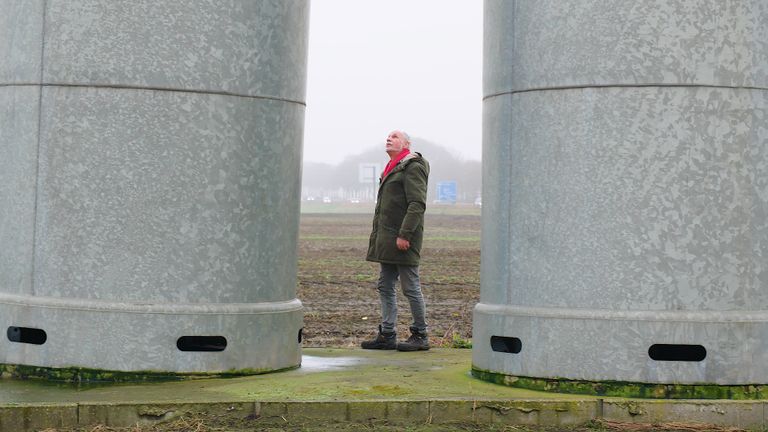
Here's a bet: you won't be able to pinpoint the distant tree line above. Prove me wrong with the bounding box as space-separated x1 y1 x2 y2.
302 138 481 203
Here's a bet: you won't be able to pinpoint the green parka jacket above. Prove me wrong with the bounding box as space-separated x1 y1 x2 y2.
366 152 429 266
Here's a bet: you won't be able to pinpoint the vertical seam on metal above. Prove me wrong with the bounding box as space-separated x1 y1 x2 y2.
31 0 47 296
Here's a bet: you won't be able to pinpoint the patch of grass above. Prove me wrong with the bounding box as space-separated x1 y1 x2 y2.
353 273 376 282
448 332 473 349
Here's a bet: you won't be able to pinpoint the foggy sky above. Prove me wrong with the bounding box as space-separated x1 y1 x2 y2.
303 1 483 164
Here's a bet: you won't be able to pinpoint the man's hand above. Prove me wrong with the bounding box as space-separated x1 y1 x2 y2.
396 237 410 251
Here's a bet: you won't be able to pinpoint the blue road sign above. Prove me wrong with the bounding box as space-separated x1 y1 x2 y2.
437 181 457 204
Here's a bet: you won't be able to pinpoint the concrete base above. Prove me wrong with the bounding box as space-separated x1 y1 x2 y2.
0 294 302 375
473 303 768 387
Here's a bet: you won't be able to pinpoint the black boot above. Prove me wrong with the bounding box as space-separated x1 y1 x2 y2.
397 328 430 351
361 325 396 350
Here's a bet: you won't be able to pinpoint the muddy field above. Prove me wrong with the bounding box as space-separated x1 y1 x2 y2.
298 207 481 348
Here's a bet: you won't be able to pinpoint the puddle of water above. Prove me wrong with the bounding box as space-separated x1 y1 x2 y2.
300 355 367 372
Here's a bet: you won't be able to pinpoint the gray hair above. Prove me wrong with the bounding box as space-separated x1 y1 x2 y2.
400 131 411 144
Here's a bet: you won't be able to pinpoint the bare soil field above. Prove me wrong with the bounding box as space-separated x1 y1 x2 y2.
298 208 480 348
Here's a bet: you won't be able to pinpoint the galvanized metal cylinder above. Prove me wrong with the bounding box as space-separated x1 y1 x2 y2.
0 0 308 376
475 0 768 388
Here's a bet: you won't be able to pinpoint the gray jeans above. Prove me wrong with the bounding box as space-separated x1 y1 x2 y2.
377 263 427 334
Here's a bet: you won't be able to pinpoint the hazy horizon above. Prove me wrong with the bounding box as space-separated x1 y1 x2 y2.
303 137 481 167
302 1 483 165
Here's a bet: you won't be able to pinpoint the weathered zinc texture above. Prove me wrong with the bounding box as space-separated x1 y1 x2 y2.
476 0 768 388
484 0 768 96
0 0 43 84
0 0 308 375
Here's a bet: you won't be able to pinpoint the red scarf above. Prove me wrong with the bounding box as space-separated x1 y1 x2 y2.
381 149 410 180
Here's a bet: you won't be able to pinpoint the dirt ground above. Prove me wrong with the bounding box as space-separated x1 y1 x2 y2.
298 210 480 348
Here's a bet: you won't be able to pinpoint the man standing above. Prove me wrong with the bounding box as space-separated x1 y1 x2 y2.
362 130 430 351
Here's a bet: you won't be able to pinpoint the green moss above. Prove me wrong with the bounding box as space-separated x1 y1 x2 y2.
0 362 299 383
448 333 473 349
348 384 409 397
471 366 767 400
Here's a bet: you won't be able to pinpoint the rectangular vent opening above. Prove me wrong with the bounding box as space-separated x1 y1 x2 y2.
649 344 706 362
490 335 521 354
177 336 227 352
7 326 47 345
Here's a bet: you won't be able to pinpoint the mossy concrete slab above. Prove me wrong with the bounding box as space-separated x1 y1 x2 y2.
385 400 430 423
0 403 77 431
255 401 288 422
0 349 565 404
602 399 766 429
480 400 599 426
430 400 492 423
77 402 256 428
0 349 766 430
285 401 348 422
347 401 389 422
